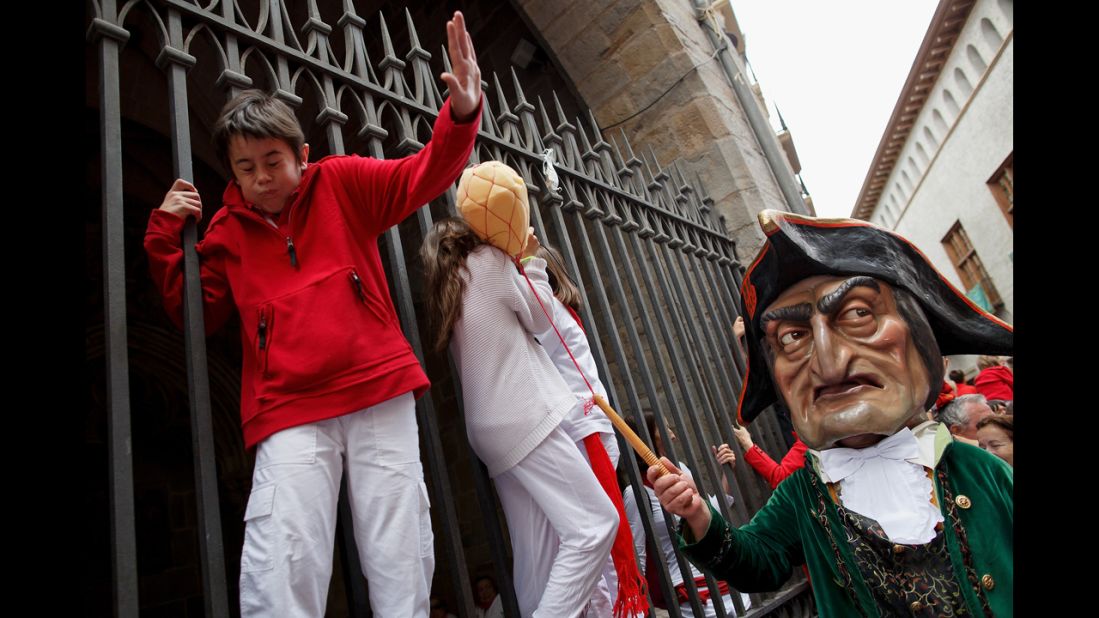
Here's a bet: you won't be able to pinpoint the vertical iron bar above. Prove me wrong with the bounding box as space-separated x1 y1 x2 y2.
567 207 709 618
162 8 230 616
689 252 739 380
705 246 748 378
538 192 683 617
361 125 477 618
589 216 728 618
628 231 745 615
675 248 760 614
679 249 766 521
667 248 739 430
447 365 522 618
91 8 138 616
640 240 744 529
337 478 371 617
658 243 751 525
319 112 370 618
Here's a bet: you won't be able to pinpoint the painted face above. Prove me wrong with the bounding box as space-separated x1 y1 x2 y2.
227 135 309 214
977 424 1013 466
761 275 930 450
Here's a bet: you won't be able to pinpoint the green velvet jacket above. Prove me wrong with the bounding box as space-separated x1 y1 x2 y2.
680 425 1013 617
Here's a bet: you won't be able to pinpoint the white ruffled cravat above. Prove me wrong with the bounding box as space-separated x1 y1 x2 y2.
818 428 944 544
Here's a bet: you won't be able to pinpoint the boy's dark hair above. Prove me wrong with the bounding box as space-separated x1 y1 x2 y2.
212 89 305 174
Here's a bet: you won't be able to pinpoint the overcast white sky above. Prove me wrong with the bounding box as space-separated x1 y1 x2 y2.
730 0 939 218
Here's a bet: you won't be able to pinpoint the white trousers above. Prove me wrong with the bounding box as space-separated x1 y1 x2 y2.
239 393 433 617
577 431 621 618
494 426 619 618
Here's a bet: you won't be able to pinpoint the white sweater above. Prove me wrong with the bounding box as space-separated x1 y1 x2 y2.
537 296 614 443
450 245 579 477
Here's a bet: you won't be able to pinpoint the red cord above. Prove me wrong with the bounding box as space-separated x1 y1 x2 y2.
517 256 597 399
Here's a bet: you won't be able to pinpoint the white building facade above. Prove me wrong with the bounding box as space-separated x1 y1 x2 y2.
853 0 1013 339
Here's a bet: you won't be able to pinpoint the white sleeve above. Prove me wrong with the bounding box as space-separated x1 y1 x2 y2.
707 493 736 511
509 256 555 335
622 486 647 573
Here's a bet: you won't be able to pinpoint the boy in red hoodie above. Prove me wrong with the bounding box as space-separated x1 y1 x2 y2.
144 12 482 616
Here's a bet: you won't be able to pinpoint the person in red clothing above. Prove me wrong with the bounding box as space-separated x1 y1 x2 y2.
729 316 808 488
726 425 807 490
144 12 482 617
974 354 1013 401
948 369 978 395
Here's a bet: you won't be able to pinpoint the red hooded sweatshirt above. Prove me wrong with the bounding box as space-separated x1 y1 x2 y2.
145 99 479 448
974 365 1013 402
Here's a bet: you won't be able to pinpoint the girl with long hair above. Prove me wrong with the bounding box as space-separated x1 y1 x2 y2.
421 218 618 618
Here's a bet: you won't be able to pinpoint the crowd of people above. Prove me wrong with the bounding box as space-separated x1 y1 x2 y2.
934 355 1014 466
144 9 1012 616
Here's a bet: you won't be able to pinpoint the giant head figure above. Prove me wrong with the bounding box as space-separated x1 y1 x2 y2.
737 210 1013 450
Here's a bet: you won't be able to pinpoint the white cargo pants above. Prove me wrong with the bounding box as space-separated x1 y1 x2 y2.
239 392 433 617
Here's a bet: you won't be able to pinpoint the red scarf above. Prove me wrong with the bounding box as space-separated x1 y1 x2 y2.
583 432 649 618
517 262 648 617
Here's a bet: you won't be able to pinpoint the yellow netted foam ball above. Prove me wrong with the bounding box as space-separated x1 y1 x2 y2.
456 161 530 257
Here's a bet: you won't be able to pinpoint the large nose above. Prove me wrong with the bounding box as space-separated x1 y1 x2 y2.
809 316 851 383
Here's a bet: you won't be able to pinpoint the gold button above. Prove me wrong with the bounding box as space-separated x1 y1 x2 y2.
955 495 972 509
982 574 995 590
910 601 923 612
893 544 905 554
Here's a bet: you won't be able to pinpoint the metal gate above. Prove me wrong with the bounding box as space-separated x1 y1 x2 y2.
87 0 813 616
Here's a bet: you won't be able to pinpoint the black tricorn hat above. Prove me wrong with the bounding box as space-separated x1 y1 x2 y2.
736 210 1013 425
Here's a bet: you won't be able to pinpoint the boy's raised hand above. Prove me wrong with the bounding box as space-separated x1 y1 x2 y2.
160 178 203 222
441 11 482 122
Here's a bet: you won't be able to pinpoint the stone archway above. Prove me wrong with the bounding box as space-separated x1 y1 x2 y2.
512 0 796 257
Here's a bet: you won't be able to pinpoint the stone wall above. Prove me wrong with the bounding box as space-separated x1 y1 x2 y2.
515 0 801 259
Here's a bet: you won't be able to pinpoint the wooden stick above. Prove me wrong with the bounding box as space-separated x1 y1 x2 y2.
592 394 670 477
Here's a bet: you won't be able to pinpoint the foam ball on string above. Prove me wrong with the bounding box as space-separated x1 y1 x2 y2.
456 161 530 257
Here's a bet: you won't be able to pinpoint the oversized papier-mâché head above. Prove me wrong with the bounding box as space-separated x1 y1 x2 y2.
737 210 1013 450
456 161 530 257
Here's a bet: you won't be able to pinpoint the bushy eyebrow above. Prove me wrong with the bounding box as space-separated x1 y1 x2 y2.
817 276 880 315
760 302 813 328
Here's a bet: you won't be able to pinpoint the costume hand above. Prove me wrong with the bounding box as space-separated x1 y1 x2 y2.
521 227 540 259
732 316 745 340
441 11 482 122
732 424 753 450
649 456 711 539
160 178 203 222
